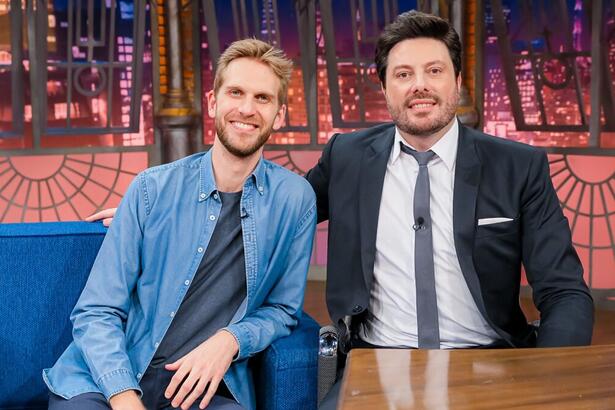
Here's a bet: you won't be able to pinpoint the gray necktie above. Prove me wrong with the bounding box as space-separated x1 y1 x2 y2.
400 143 440 349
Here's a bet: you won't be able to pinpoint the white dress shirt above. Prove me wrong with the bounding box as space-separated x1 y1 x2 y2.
360 120 500 348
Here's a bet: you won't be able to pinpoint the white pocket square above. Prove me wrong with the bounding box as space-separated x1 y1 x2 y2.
477 217 514 226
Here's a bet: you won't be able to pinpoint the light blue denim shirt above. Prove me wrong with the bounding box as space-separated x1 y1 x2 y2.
43 150 316 410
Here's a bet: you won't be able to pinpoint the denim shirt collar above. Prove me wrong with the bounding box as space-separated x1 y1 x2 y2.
198 150 267 202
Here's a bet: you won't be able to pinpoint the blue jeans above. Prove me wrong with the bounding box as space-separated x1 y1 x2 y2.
48 365 243 410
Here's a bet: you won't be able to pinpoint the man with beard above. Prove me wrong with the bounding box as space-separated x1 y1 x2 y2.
311 10 593 408
43 39 316 410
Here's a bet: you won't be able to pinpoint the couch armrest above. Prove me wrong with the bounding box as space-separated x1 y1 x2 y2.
253 313 319 410
317 325 339 405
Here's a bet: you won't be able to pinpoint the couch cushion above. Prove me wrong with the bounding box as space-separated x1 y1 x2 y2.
0 222 106 409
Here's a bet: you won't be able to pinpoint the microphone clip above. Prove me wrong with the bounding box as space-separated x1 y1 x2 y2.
412 217 426 231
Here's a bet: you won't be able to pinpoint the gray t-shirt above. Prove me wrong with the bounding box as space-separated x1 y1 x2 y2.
152 191 247 365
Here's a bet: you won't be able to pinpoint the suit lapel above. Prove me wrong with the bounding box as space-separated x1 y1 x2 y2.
452 125 490 319
359 127 395 289
453 125 516 345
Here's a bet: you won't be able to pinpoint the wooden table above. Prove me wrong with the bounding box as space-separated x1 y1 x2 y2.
338 345 615 409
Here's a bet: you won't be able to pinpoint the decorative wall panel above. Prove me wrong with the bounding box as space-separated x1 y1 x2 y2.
484 0 614 300
0 0 156 222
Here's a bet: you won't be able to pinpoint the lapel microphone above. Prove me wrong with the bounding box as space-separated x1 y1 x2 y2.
412 217 425 231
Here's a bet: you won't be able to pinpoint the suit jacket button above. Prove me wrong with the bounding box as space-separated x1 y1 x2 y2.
352 305 363 313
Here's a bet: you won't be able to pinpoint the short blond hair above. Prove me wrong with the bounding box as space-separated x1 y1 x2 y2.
213 38 293 105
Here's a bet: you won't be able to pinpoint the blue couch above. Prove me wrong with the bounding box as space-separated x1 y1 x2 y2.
0 222 318 410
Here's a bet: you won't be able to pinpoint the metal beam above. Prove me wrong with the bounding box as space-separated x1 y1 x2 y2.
475 0 485 130
491 0 526 131
9 0 24 135
558 0 588 126
589 0 603 147
130 1 146 130
202 0 221 70
26 0 48 149
191 0 205 155
295 0 318 143
165 0 184 93
158 0 196 163
319 0 344 128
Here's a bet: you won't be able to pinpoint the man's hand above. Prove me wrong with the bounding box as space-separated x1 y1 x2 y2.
165 330 239 410
108 390 146 410
85 207 117 227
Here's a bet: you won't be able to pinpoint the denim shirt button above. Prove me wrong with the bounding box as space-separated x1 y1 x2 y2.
258 186 264 192
213 193 219 200
137 373 142 379
199 193 206 199
209 215 216 221
170 311 175 318
197 247 204 253
184 280 190 286
154 342 159 348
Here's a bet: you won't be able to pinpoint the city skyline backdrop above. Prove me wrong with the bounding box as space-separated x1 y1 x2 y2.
0 0 612 294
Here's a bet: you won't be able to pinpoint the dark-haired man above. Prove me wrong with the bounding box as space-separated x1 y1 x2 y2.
308 10 593 408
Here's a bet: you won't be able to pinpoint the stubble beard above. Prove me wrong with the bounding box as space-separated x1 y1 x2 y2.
389 90 460 138
215 116 273 158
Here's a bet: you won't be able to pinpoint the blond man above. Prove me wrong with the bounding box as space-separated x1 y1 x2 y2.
43 39 316 410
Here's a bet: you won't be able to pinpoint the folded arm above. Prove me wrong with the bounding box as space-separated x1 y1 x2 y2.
224 201 317 360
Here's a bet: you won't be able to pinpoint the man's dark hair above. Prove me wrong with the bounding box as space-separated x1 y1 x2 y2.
375 10 462 86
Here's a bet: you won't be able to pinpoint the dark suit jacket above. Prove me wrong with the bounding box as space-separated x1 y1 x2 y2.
305 122 594 348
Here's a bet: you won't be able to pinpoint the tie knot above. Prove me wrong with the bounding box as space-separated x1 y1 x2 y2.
400 143 436 166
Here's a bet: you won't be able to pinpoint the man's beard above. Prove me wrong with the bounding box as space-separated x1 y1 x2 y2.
215 116 273 158
388 90 459 138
